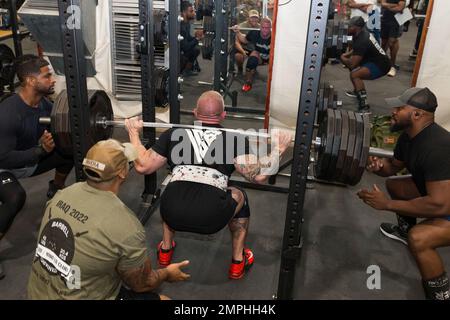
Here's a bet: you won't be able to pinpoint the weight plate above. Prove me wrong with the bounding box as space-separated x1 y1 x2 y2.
326 109 342 179
353 113 371 185
339 110 356 183
348 112 364 185
315 108 335 179
334 109 349 180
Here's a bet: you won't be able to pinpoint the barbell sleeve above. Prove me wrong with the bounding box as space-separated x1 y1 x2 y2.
39 117 51 125
368 147 394 159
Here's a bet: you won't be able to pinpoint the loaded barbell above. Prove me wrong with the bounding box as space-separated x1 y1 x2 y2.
40 90 393 186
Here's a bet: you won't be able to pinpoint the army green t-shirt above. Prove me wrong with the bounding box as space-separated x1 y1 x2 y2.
27 182 147 300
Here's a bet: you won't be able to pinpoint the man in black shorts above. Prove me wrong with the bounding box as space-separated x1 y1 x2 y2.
126 90 291 280
358 87 450 300
341 16 391 112
0 55 73 280
380 0 406 77
232 18 272 92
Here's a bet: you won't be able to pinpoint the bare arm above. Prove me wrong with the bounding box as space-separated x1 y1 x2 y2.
234 130 292 184
235 37 247 55
387 180 450 218
340 53 363 70
117 258 190 293
347 0 369 11
367 156 406 177
125 117 168 175
117 257 168 292
231 26 248 44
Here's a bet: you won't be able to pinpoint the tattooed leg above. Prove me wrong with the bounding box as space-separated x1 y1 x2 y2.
161 222 175 250
228 218 250 262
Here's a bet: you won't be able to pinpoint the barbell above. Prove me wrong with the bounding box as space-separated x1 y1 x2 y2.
40 90 393 186
325 18 352 60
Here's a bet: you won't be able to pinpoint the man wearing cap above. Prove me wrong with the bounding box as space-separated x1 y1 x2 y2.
125 91 292 280
358 87 450 300
233 10 261 74
27 139 190 300
341 16 391 112
232 17 272 92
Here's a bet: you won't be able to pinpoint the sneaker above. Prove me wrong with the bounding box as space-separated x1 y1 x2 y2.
228 248 254 280
157 241 176 267
387 67 397 77
242 83 252 92
0 261 5 280
47 180 63 199
379 223 408 245
345 90 357 98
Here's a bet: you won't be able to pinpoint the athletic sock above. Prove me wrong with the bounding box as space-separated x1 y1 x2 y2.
422 273 450 300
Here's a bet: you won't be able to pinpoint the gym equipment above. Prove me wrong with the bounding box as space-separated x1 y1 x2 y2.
0 44 16 92
40 95 393 185
325 18 352 60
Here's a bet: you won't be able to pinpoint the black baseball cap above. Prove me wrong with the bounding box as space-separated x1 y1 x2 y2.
348 16 365 28
385 87 438 112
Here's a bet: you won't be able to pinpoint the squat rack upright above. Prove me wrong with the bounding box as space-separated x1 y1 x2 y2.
56 0 331 300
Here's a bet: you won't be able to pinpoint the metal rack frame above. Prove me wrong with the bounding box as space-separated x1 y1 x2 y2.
276 0 330 300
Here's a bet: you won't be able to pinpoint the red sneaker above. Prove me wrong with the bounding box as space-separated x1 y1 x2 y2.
228 248 254 280
157 241 176 268
242 83 252 92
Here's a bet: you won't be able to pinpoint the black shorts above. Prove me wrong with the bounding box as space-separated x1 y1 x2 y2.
381 19 402 39
160 181 238 234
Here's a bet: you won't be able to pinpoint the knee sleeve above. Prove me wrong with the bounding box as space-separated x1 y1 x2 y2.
246 56 259 71
233 187 250 219
0 172 26 233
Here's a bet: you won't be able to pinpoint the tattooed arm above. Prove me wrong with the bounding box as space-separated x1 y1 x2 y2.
233 130 292 184
117 257 190 292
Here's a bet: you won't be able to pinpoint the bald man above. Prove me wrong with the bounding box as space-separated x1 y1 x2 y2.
126 91 291 280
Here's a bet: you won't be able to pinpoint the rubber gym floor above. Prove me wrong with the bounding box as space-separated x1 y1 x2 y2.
1 20 448 300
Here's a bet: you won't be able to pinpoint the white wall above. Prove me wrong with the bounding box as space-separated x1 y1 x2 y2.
416 0 450 130
268 0 311 129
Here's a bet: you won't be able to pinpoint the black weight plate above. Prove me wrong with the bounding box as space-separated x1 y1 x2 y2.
155 67 169 107
51 91 72 156
321 85 330 122
326 109 342 179
334 109 349 180
315 108 335 179
348 112 364 185
339 110 356 183
353 113 371 185
0 44 16 87
316 83 325 123
88 90 114 150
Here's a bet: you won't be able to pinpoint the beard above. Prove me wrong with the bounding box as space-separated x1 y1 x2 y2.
390 115 412 132
36 83 55 96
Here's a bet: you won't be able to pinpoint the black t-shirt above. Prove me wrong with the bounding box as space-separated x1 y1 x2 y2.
246 31 271 61
0 94 52 169
352 28 391 72
152 123 252 177
180 21 198 53
382 0 404 24
394 123 450 196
